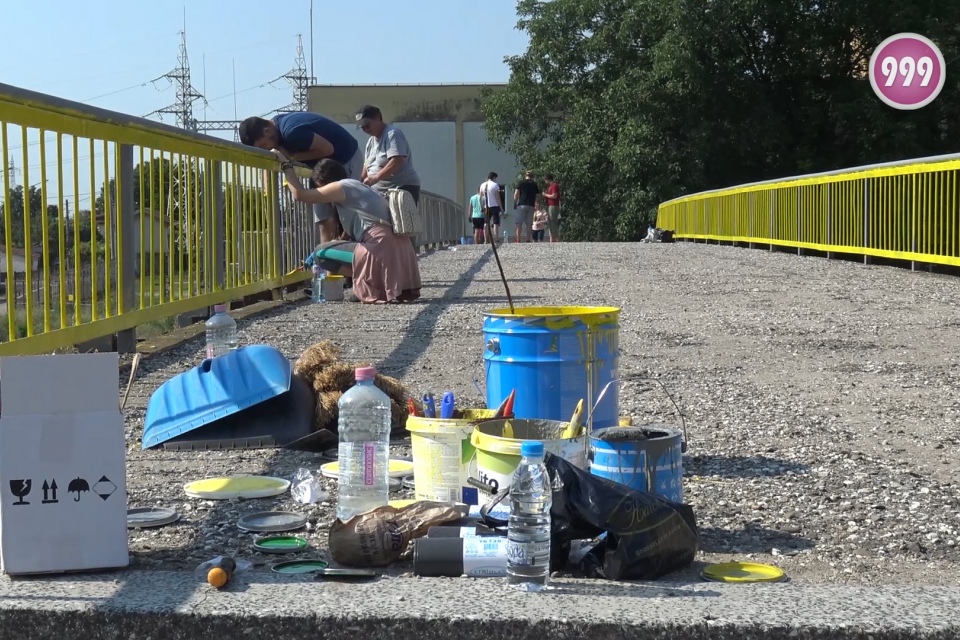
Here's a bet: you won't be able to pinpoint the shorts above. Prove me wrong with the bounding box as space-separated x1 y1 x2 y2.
548 205 561 237
516 205 534 227
485 206 502 226
312 240 357 272
472 217 487 230
532 229 545 242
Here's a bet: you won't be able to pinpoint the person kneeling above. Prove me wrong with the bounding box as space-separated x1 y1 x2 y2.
280 156 421 304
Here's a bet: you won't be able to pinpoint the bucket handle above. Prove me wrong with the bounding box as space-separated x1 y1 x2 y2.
624 375 689 453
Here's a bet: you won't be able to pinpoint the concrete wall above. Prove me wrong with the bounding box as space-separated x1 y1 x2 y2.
307 84 517 214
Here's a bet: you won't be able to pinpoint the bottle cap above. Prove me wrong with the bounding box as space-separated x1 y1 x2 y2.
214 304 226 313
355 366 376 381
520 441 544 457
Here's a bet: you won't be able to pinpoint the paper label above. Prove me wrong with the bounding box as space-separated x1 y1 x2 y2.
462 537 508 577
505 539 550 567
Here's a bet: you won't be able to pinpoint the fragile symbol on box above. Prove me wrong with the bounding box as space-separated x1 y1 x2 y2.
9 479 31 506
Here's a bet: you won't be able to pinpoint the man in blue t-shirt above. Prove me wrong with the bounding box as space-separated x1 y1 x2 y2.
239 112 364 238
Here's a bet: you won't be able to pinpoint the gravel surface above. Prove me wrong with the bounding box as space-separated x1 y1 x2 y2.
120 242 960 586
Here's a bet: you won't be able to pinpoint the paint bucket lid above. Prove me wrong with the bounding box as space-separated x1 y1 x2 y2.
271 559 330 574
320 459 414 480
184 476 290 499
127 507 180 529
389 499 417 509
320 449 339 463
254 535 309 554
701 562 786 583
401 475 416 490
237 511 308 533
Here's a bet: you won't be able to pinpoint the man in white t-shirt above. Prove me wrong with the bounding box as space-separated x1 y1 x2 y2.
480 171 503 243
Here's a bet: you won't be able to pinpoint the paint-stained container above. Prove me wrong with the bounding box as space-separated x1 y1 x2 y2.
589 427 684 503
471 419 587 495
406 409 498 506
483 306 620 431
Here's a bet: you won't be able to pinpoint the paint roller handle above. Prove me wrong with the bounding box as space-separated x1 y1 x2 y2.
440 392 455 420
422 394 436 419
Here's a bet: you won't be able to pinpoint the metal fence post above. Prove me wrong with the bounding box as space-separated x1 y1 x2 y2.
797 188 803 256
270 171 284 298
827 184 834 259
769 190 775 251
864 179 873 266
116 144 137 354
749 193 755 249
213 162 226 290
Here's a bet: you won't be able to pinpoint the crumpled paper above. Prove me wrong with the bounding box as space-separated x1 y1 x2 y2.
291 468 328 504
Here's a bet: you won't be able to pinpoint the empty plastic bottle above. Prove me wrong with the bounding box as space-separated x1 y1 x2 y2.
506 440 552 591
204 304 238 359
312 265 326 303
336 366 391 521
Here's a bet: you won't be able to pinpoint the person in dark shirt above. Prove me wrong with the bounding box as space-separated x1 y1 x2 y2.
239 112 364 240
513 171 539 243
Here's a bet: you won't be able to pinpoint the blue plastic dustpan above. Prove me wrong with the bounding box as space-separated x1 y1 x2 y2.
142 345 292 449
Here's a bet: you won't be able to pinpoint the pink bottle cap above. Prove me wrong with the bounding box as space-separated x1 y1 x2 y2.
214 304 227 313
355 366 376 381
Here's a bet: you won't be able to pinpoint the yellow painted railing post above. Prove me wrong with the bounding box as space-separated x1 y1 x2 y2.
116 144 137 353
862 179 871 266
212 162 226 291
826 183 834 259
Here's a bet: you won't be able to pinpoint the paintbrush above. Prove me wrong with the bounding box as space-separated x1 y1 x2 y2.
492 390 515 420
561 399 584 439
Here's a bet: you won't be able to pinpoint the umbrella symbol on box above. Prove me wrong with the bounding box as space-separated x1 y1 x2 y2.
68 477 89 502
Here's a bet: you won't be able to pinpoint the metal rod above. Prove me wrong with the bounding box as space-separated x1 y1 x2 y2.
310 0 315 82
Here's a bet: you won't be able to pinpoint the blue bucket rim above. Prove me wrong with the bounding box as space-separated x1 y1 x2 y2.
590 425 683 444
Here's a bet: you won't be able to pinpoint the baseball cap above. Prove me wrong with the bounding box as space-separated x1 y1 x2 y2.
355 105 382 128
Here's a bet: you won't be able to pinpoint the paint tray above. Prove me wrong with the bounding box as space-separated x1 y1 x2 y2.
142 344 316 450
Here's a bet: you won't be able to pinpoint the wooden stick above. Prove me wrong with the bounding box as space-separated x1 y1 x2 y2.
484 220 515 314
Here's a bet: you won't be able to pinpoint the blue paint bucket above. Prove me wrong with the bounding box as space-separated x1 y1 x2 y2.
483 306 620 431
461 237 474 245
589 427 684 503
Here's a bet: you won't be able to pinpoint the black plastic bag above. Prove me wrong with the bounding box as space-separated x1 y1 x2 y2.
545 453 698 580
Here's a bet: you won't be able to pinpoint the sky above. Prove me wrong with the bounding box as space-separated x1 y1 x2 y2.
0 0 530 208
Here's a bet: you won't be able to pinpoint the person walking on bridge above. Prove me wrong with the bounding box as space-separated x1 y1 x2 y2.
239 112 364 242
480 172 503 244
513 171 539 243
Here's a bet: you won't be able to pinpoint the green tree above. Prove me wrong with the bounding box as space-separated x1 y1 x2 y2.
483 0 960 241
0 185 61 256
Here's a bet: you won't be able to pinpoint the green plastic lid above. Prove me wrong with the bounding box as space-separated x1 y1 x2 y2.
254 536 309 554
271 559 330 574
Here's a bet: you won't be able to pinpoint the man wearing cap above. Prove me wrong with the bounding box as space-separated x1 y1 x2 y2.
239 112 365 242
356 105 421 205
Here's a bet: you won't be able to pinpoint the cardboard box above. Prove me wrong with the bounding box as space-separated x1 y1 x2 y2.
0 353 128 575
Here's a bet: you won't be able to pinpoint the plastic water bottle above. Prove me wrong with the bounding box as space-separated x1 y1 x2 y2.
336 366 391 521
506 441 552 591
204 304 238 359
312 266 326 303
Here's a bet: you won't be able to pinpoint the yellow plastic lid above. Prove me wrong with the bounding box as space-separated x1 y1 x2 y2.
320 459 414 480
184 476 290 500
701 562 786 583
389 499 417 509
325 275 345 280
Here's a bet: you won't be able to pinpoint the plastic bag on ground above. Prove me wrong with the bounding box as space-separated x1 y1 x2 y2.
544 453 699 580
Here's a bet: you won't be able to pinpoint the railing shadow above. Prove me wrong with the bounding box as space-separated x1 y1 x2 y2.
684 454 810 479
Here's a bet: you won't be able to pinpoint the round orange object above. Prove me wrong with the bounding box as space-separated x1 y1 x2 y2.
207 567 229 588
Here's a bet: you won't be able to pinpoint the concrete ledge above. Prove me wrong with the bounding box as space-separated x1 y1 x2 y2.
0 571 957 639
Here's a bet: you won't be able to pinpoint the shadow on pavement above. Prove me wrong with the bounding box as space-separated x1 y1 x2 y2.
685 454 810 478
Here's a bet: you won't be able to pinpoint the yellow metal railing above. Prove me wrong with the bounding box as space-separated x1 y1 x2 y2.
656 155 960 267
0 82 315 354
